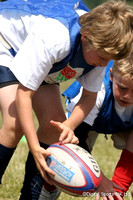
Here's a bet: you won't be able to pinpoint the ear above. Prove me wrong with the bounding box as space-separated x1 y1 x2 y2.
81 35 87 43
110 68 113 82
81 35 93 51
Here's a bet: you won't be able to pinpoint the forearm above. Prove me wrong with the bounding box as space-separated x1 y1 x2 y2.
16 84 40 152
63 89 97 130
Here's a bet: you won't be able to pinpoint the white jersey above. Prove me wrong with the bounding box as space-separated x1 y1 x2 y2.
0 9 105 91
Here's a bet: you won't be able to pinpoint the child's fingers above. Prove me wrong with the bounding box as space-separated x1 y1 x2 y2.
34 148 56 184
37 159 55 185
50 120 74 140
34 159 52 184
95 193 100 200
102 197 108 200
112 182 123 190
59 128 75 143
50 120 73 133
60 133 79 144
71 136 79 144
50 120 78 144
59 131 72 143
114 192 124 200
42 151 56 176
50 120 63 131
39 166 53 185
95 192 123 200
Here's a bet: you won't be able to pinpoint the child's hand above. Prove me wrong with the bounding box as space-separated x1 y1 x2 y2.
96 173 123 200
50 120 79 144
32 146 55 184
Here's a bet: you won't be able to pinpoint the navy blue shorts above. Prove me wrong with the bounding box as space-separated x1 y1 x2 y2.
0 47 19 88
0 65 50 88
0 48 57 88
0 65 19 88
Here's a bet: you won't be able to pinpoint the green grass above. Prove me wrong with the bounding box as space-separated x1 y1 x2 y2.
0 80 133 199
0 135 133 200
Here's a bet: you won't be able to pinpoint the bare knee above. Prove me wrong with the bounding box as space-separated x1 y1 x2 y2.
0 118 23 147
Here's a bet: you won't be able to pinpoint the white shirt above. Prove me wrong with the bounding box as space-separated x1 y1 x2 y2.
66 84 133 125
0 9 105 91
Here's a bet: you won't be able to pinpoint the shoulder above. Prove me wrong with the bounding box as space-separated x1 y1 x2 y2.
31 17 71 61
32 17 70 40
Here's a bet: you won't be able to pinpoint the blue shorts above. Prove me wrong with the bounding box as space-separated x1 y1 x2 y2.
0 47 19 88
0 48 58 88
0 65 52 88
0 65 19 88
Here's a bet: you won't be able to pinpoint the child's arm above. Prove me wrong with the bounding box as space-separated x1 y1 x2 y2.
51 88 97 143
16 84 55 182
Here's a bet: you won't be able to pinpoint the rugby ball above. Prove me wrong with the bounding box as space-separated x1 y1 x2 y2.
46 142 102 196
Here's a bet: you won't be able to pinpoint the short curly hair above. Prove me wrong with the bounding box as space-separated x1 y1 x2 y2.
112 52 133 81
79 1 133 60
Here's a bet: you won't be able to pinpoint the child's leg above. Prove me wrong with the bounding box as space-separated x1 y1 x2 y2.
74 122 92 152
86 131 98 152
74 122 98 152
0 144 16 183
112 131 133 197
0 84 23 183
20 84 66 199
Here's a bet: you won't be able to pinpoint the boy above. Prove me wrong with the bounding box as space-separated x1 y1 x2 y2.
0 0 133 199
64 55 133 199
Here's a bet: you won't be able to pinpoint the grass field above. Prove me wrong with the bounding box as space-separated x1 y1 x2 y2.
0 135 133 200
0 80 133 199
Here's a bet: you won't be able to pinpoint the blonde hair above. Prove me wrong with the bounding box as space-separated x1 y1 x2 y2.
112 53 133 81
79 1 133 60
